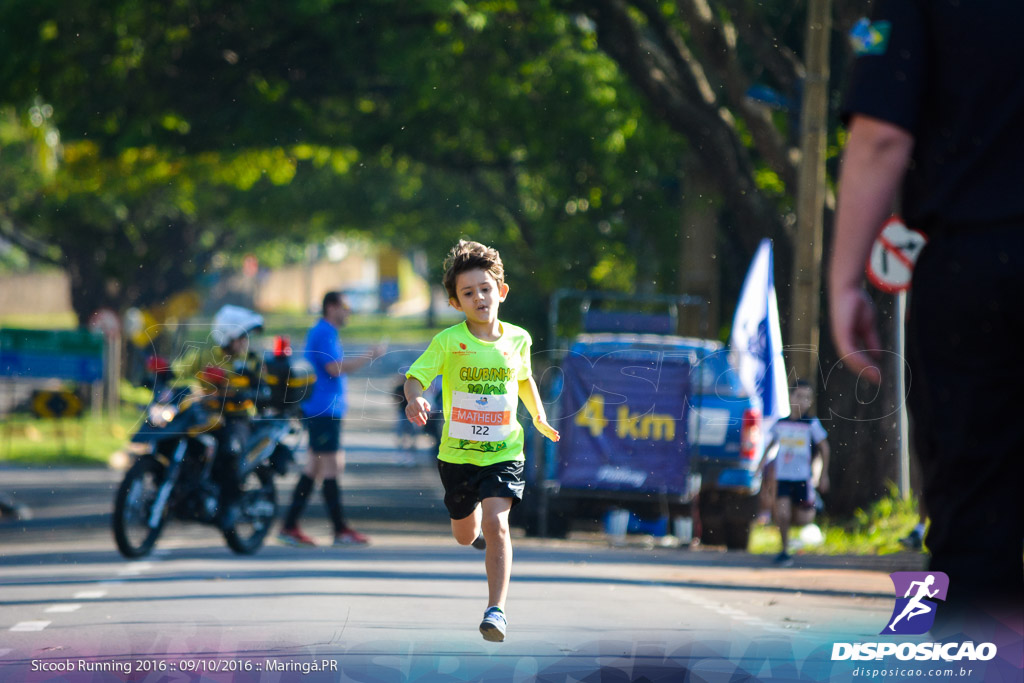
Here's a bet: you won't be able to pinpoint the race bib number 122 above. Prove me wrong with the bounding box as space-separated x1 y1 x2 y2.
448 391 513 442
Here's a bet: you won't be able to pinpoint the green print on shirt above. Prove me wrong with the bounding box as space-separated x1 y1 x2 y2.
465 383 508 395
451 439 509 453
459 367 516 382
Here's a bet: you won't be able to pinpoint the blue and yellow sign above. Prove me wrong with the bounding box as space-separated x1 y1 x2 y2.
31 390 84 419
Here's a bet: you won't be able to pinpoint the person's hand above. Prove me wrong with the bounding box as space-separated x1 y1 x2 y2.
829 284 883 384
406 396 431 426
817 472 830 495
368 343 388 361
533 414 560 442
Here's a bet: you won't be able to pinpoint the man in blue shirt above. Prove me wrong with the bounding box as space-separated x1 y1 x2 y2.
278 291 384 546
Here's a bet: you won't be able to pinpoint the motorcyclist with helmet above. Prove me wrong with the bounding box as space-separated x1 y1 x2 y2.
177 305 266 530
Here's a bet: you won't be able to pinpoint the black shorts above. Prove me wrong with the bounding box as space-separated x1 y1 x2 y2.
306 416 342 453
776 480 815 509
436 460 525 520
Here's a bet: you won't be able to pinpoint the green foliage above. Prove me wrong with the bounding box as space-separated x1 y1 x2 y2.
0 0 789 334
750 485 924 556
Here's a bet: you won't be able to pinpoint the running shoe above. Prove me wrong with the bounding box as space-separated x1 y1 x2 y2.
278 526 317 547
334 527 370 546
471 533 486 551
773 551 794 567
479 607 507 642
899 529 923 550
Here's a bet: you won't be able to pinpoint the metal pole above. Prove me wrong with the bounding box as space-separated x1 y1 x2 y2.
790 0 832 389
896 290 910 499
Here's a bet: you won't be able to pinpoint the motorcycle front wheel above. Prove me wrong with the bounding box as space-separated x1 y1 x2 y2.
223 468 277 555
113 457 168 558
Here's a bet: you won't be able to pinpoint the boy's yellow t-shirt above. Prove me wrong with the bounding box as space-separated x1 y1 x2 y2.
406 321 533 465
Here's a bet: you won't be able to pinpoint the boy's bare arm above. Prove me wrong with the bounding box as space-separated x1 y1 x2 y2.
758 440 779 474
403 377 430 426
814 439 831 493
518 377 559 442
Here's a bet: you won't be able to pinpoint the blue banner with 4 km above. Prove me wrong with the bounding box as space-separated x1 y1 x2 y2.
556 349 691 496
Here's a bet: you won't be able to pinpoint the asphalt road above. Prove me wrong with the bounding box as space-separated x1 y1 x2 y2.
0 377 954 683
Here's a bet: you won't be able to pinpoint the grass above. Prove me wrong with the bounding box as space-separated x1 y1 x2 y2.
749 485 922 555
0 409 142 467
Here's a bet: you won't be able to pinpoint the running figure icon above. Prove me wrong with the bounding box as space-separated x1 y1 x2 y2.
887 574 939 632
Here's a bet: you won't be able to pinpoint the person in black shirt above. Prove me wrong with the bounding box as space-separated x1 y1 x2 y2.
831 0 1024 634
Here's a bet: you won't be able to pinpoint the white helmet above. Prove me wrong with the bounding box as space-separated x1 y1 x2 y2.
211 305 264 348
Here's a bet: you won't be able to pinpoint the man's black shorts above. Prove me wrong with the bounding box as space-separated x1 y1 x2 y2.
776 479 815 509
437 460 525 520
306 416 342 453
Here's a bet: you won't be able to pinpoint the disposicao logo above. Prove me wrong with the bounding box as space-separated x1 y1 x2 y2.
831 571 998 663
883 572 948 635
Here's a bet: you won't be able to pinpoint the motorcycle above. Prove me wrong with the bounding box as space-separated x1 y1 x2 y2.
112 345 312 558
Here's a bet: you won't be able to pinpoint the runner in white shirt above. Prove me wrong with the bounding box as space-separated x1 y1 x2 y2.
764 380 830 566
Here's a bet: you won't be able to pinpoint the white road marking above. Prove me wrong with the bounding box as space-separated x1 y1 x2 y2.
45 604 82 613
10 621 51 632
715 606 747 616
659 586 790 634
73 590 107 599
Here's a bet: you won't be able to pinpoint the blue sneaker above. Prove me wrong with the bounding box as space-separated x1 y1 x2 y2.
899 528 923 551
479 607 506 642
773 551 794 567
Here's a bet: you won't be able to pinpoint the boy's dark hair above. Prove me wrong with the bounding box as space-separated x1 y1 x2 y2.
322 291 346 317
442 240 505 300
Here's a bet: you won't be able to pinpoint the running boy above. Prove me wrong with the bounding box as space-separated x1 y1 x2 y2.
404 240 559 642
764 379 830 566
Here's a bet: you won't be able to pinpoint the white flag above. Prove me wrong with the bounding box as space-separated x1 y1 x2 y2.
729 238 790 429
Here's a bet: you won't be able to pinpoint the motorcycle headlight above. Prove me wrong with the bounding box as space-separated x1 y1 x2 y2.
148 403 178 427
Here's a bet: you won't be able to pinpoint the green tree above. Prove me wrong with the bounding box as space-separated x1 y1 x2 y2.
0 0 689 332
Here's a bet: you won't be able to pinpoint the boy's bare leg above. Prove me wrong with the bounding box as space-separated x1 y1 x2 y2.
774 497 792 553
481 497 513 610
451 504 483 546
758 463 776 523
793 507 815 527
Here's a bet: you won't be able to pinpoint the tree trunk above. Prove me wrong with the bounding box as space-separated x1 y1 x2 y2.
816 217 901 516
678 161 721 337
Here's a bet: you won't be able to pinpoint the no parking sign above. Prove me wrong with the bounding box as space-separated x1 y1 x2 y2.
866 217 927 293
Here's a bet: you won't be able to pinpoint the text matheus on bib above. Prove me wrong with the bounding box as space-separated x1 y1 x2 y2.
406 321 532 466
